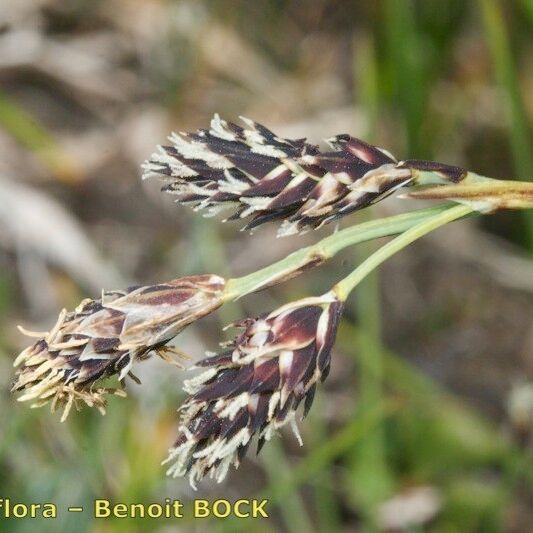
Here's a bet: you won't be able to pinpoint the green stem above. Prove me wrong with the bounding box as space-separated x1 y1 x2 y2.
413 170 493 187
333 204 474 300
223 204 454 300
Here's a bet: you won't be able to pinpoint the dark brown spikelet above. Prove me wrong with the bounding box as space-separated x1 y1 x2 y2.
12 274 225 421
142 115 466 236
163 293 344 488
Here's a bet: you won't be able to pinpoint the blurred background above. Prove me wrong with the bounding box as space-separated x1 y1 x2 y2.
1 0 532 531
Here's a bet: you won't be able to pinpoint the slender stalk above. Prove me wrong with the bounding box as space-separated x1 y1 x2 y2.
333 204 474 301
223 204 454 300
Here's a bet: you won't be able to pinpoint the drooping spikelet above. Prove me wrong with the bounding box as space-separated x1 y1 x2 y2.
12 275 225 421
142 115 466 236
163 293 344 488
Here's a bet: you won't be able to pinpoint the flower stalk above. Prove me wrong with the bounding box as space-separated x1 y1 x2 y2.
222 203 456 300
164 204 475 487
332 204 474 301
223 164 533 302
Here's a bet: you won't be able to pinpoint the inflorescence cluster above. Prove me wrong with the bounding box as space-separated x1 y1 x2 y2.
13 115 529 487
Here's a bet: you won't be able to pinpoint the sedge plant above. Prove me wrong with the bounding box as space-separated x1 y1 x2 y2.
11 115 533 488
